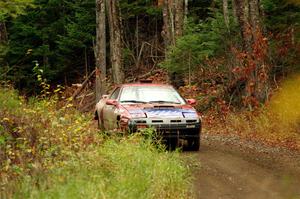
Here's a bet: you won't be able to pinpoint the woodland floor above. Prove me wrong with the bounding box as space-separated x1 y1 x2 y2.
185 133 300 199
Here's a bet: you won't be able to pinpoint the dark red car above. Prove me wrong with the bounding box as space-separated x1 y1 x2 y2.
94 82 201 150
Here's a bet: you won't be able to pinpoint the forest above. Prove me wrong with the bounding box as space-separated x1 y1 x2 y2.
0 0 298 107
1 0 300 198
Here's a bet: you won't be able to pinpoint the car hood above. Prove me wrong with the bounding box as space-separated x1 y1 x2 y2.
121 103 198 118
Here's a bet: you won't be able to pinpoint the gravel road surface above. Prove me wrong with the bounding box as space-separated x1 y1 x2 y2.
185 134 300 199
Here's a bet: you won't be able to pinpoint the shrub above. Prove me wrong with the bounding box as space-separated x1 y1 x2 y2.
0 87 192 199
205 74 300 150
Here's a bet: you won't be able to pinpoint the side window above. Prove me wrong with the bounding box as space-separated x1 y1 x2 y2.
110 87 121 100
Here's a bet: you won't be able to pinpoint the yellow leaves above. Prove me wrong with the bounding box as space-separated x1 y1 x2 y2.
26 148 32 153
54 85 64 94
53 88 61 93
67 97 73 102
2 117 10 122
268 73 300 126
65 103 73 108
51 120 59 128
0 87 100 181
26 49 33 55
74 126 82 133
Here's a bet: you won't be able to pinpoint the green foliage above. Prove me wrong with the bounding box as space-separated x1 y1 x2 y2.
0 87 192 199
0 0 34 21
11 137 190 199
1 0 164 92
0 86 21 113
261 0 300 33
2 0 95 92
120 0 162 19
161 9 238 74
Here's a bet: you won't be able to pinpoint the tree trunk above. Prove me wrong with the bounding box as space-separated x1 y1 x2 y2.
162 0 172 47
107 0 124 84
184 0 188 22
162 0 186 86
0 22 8 44
249 0 269 102
249 0 260 36
233 0 269 105
95 0 107 102
223 0 230 29
232 0 238 23
162 0 185 47
233 0 251 50
175 0 184 37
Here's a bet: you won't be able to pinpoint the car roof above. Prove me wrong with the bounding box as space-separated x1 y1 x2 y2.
119 83 173 88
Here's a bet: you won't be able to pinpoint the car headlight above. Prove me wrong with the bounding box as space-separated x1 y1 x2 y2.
183 112 198 118
128 110 146 118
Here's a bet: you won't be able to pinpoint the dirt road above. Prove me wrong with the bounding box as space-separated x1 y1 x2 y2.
186 134 300 199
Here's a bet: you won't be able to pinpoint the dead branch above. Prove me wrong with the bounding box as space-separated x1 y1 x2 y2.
77 92 94 99
80 99 96 112
71 69 95 99
127 68 162 83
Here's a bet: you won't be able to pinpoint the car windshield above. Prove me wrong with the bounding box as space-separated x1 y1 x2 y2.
119 86 185 104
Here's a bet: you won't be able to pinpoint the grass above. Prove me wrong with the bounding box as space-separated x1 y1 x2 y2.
11 137 190 199
0 86 192 199
268 74 300 127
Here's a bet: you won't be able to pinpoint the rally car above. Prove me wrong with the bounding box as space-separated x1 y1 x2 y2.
94 82 201 150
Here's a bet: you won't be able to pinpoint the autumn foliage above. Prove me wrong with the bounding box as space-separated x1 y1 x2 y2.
0 86 191 198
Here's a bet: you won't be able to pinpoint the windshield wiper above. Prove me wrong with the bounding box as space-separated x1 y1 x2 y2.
120 100 147 103
149 100 181 104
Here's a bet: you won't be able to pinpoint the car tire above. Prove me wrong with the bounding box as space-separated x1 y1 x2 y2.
187 136 200 151
166 137 178 151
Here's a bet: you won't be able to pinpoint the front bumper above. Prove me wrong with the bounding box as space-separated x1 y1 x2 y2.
128 119 201 139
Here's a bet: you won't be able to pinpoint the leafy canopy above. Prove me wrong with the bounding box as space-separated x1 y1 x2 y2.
0 0 34 21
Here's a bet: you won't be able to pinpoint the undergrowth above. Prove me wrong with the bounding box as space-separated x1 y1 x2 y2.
0 86 192 199
205 74 300 150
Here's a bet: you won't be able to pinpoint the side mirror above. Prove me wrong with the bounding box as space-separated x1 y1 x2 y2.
106 99 117 106
186 99 197 105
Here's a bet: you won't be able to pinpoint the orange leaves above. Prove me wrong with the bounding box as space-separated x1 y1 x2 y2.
178 85 199 99
258 64 269 82
157 0 164 7
148 69 168 83
252 29 268 62
273 29 296 57
230 26 271 107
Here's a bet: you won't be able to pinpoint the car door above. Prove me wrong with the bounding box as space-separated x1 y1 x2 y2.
102 87 121 130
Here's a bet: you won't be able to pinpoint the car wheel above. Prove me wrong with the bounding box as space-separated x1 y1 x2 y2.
187 136 200 151
166 137 178 151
